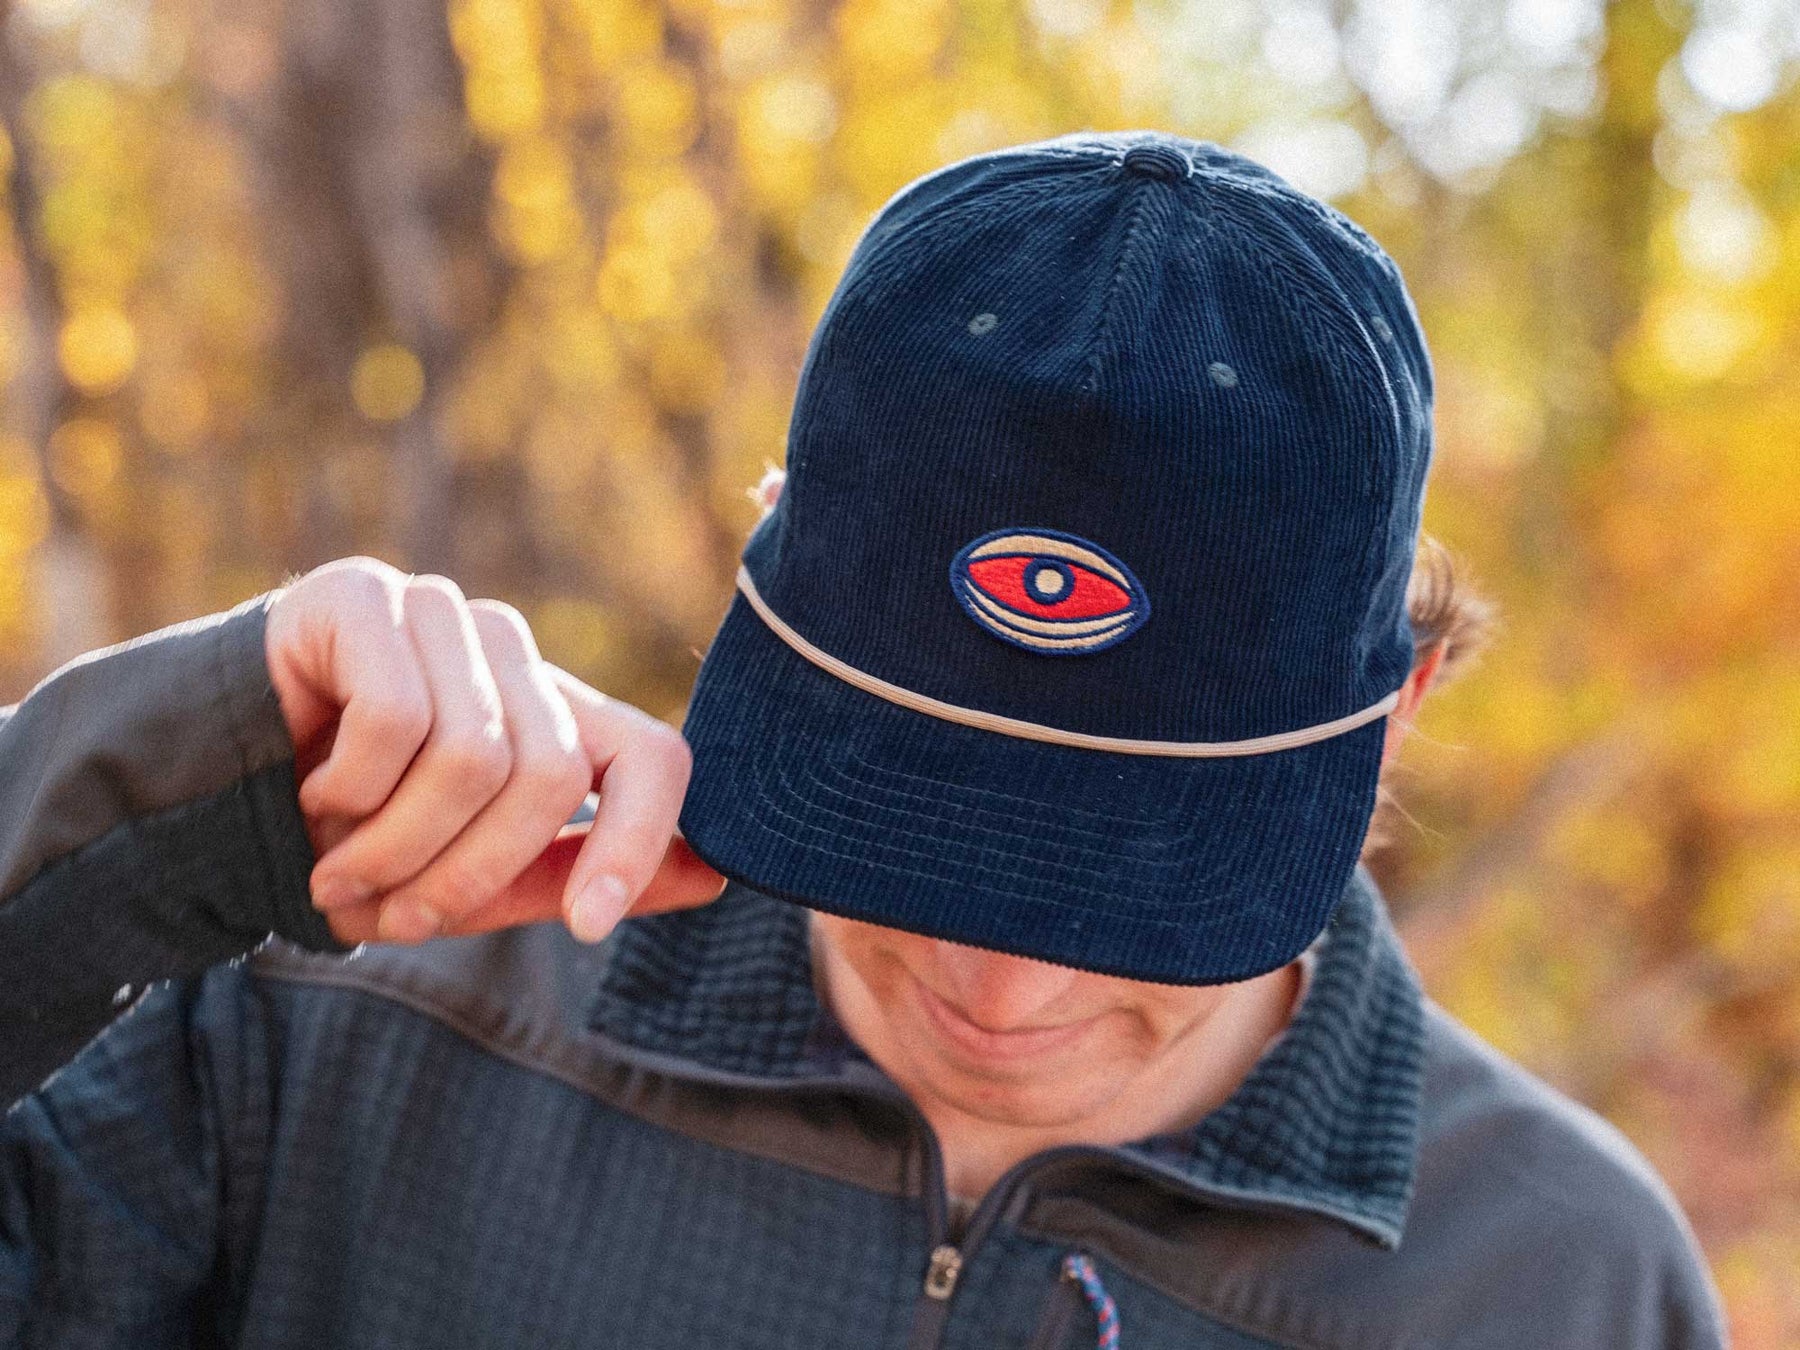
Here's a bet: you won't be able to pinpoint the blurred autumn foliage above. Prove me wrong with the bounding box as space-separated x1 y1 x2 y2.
2 0 1798 1339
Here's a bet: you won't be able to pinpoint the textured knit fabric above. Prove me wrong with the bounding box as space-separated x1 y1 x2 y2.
3 867 1727 1348
588 868 1422 1248
0 603 1729 1348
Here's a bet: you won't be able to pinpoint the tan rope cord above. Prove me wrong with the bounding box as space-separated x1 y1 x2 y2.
735 566 1400 758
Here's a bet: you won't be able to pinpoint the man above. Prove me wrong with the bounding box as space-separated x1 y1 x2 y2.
0 133 1724 1347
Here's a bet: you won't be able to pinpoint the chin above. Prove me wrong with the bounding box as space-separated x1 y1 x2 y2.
924 1060 1121 1130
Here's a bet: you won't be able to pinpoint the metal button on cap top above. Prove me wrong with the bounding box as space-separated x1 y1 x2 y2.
1120 144 1189 182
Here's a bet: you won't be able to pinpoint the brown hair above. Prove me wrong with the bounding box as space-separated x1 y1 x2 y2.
1362 533 1499 856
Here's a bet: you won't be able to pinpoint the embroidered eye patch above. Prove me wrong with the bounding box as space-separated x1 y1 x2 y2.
950 529 1149 654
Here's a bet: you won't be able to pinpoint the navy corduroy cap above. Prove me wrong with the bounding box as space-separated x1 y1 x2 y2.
679 130 1435 985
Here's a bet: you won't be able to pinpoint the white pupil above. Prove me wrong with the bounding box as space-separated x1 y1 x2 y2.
1034 566 1067 597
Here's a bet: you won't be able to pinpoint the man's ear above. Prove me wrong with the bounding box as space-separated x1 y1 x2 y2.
750 466 787 517
1381 640 1447 765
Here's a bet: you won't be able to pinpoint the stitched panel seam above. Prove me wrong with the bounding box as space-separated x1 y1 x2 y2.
1079 180 1157 395
250 959 913 1200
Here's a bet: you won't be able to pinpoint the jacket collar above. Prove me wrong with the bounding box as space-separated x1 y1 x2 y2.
586 865 1424 1249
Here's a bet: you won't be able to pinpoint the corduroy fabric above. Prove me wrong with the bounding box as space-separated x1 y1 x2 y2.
681 130 1436 983
683 594 1387 984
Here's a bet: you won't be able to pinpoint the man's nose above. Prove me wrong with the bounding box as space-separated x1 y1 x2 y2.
927 939 1081 1030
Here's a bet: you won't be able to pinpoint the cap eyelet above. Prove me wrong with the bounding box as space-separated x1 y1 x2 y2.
1120 144 1189 183
1370 314 1394 342
968 312 998 336
1207 362 1239 388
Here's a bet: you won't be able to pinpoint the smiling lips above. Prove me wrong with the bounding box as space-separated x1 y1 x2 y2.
910 974 1099 1064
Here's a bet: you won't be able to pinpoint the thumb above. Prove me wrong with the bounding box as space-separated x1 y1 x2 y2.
445 825 727 938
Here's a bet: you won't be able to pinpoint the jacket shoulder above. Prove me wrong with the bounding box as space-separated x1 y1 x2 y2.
1401 1002 1726 1348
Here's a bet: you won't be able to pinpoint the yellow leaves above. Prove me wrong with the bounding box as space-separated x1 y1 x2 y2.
494 138 583 263
0 443 47 657
28 76 153 295
737 69 836 210
615 169 718 257
1435 882 1581 1066
717 17 792 84
57 307 137 394
541 308 620 395
1697 846 1800 975
1704 671 1800 821
531 595 622 680
834 85 955 205
597 168 718 324
612 61 700 158
648 332 725 413
0 440 50 553
1548 806 1670 906
1637 292 1764 384
351 345 426 422
835 0 947 88
597 245 680 324
564 0 663 74
47 418 121 499
140 372 212 452
26 74 121 160
746 73 837 146
453 0 547 140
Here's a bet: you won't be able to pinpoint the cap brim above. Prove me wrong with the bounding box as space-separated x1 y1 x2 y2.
679 595 1387 985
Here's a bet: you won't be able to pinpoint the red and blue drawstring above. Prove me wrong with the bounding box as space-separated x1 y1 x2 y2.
1061 1253 1120 1350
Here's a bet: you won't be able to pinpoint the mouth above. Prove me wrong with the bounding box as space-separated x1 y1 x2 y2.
910 974 1096 1064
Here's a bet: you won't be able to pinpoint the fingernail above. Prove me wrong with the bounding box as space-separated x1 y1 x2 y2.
378 901 443 943
570 875 632 944
312 876 373 911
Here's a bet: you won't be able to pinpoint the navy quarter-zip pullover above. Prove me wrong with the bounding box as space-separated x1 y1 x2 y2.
0 599 1727 1348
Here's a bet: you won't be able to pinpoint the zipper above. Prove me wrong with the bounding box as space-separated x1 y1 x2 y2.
900 1122 1111 1350
563 1032 1391 1345
923 1244 963 1299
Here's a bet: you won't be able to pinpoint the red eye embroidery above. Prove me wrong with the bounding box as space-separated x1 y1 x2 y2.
964 556 1130 620
950 529 1149 655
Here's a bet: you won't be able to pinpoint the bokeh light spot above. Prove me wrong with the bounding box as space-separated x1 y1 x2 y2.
58 307 137 394
351 345 426 422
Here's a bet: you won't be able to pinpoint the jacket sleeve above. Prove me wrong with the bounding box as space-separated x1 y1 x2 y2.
0 965 277 1342
0 595 347 1107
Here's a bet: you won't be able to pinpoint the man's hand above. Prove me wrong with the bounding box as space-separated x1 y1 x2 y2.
265 557 726 947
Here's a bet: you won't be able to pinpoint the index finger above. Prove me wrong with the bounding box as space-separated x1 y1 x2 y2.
551 668 702 942
442 825 726 936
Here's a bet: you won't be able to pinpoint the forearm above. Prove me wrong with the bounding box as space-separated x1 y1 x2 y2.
0 595 346 1105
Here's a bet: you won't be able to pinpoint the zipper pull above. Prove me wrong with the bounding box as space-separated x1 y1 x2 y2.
923 1244 963 1300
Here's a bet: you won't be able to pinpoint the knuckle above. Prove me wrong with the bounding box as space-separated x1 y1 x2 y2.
324 557 405 610
410 866 487 920
320 775 389 818
404 572 468 613
314 554 403 587
357 692 432 746
642 721 693 777
435 725 513 793
513 743 591 806
470 600 541 666
467 597 529 636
